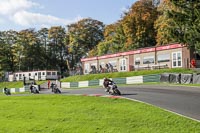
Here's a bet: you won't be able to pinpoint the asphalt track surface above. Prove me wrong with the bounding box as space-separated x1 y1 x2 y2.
37 85 200 122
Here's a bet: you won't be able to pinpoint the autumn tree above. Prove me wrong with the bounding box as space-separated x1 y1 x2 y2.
96 22 126 56
121 0 158 50
154 0 178 45
67 18 105 66
96 23 118 55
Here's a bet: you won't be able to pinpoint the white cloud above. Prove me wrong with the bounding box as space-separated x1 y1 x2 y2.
0 0 82 29
0 18 5 24
0 0 39 15
12 11 82 27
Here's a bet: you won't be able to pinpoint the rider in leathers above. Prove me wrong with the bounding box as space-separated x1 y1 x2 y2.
103 78 113 92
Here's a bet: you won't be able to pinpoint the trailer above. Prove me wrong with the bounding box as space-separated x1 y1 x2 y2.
8 70 59 81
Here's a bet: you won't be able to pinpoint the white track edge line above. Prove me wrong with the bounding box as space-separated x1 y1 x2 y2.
123 97 200 123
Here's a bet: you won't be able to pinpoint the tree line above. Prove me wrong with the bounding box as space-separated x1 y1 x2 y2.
0 0 200 78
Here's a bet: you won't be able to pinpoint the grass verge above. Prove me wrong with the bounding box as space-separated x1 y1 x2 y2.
0 95 199 133
0 80 46 90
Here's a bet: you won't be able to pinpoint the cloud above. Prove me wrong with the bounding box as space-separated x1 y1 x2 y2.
0 18 5 24
0 0 82 29
12 11 82 27
0 0 39 15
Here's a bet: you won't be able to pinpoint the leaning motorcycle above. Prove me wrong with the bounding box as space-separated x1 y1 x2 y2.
30 85 39 94
4 88 11 95
52 84 61 94
107 82 121 95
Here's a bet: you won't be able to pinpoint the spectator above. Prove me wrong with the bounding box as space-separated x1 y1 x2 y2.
191 58 196 68
108 63 113 72
105 64 109 72
99 65 103 73
48 80 50 89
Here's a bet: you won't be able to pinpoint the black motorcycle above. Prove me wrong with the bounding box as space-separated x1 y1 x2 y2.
51 84 61 94
30 85 39 94
4 87 11 95
107 82 121 95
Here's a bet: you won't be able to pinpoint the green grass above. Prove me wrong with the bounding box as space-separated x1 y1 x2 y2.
61 68 195 82
0 80 46 89
0 95 199 133
0 81 24 88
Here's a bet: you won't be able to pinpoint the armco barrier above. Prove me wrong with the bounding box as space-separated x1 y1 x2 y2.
61 74 160 88
143 74 160 83
113 78 126 84
126 76 143 84
89 80 99 86
70 82 78 88
78 81 89 87
2 87 25 93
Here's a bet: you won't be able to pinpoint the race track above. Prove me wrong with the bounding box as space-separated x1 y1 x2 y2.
41 84 200 121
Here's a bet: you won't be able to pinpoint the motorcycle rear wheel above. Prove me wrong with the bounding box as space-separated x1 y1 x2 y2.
114 88 121 95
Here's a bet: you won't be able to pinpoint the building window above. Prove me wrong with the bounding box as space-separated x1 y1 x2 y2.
143 56 154 64
120 59 126 71
157 54 170 63
135 57 140 65
29 73 31 76
35 73 37 76
47 72 51 75
52 72 56 75
172 51 182 68
19 74 22 79
109 61 117 67
84 63 89 74
42 72 45 75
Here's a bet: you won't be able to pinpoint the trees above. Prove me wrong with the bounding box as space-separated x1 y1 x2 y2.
67 18 105 64
48 26 67 76
17 29 45 71
1 0 200 77
121 0 158 50
96 22 126 56
167 1 200 48
95 0 158 56
0 30 18 72
154 0 178 45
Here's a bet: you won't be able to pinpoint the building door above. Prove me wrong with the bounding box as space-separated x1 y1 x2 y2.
38 72 41 80
120 59 127 71
172 51 182 68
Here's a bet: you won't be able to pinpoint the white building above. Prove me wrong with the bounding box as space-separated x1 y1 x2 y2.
8 70 58 81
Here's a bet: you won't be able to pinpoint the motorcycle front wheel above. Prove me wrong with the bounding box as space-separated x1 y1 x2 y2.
114 88 121 95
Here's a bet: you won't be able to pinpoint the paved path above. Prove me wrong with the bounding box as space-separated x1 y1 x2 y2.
33 84 200 121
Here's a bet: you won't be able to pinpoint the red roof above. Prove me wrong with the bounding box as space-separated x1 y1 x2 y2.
81 43 184 62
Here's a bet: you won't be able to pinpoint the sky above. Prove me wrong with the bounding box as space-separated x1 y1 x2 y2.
0 0 137 31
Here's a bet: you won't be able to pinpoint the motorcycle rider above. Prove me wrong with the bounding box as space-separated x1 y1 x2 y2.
4 87 11 95
50 82 55 92
103 78 114 92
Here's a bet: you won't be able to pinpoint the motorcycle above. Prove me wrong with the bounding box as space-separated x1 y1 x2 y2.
106 82 121 95
30 85 39 94
51 84 61 94
4 87 11 95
